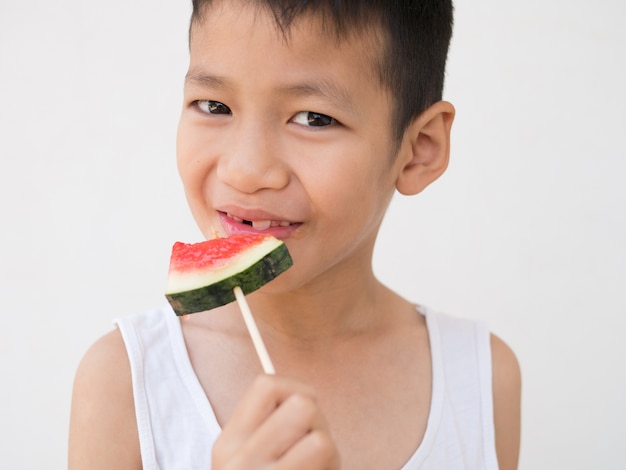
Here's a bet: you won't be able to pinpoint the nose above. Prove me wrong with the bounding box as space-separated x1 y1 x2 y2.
216 122 290 194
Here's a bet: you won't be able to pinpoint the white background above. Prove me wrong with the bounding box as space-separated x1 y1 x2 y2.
1 1 624 468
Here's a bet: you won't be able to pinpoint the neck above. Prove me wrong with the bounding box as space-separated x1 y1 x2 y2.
198 240 410 353
247 272 399 349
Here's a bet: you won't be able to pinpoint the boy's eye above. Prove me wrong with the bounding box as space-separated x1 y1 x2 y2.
196 100 232 115
291 111 335 127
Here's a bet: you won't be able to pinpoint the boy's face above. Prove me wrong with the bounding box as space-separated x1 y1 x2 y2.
178 1 409 291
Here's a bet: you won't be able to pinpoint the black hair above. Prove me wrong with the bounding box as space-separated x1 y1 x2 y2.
190 0 453 142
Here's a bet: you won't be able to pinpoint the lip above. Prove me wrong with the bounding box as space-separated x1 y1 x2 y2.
217 209 302 240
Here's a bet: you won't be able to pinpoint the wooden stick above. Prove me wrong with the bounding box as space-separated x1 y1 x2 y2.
233 286 275 374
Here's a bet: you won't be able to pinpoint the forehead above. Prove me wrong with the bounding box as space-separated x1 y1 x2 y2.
192 0 385 39
189 0 386 83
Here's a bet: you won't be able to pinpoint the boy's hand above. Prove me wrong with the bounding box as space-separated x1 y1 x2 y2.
212 375 340 469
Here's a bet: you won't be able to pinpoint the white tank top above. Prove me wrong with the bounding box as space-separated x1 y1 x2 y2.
115 306 498 469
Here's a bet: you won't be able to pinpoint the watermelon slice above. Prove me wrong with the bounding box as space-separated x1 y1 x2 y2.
165 234 293 316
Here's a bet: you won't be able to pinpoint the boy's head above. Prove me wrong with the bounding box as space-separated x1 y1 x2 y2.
190 0 454 142
178 0 455 284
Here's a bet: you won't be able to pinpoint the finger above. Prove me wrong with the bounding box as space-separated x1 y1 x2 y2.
276 429 340 470
227 375 317 436
215 375 317 462
246 391 326 460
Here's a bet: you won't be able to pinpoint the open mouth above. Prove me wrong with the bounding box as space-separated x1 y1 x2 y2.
226 212 293 230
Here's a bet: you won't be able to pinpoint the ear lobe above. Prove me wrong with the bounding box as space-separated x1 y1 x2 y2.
395 101 455 196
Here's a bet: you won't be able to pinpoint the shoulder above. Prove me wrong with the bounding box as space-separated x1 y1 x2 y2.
490 333 521 470
68 328 141 469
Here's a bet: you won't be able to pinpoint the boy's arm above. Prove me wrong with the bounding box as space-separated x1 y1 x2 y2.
68 329 142 470
491 334 522 470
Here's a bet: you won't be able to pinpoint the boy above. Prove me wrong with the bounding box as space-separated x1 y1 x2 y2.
69 1 521 469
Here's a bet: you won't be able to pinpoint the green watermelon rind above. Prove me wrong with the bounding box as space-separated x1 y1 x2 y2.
166 243 293 316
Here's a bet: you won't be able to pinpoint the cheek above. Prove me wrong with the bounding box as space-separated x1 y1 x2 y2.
176 120 218 235
308 153 395 227
177 121 212 196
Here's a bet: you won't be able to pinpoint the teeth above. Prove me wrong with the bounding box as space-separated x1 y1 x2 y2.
251 220 271 230
226 212 291 229
226 212 243 223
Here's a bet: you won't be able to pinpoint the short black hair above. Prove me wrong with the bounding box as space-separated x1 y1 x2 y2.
190 0 454 142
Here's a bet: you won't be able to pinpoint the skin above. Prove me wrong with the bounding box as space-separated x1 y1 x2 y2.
69 1 521 468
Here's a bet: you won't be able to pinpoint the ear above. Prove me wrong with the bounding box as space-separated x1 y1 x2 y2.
395 101 455 196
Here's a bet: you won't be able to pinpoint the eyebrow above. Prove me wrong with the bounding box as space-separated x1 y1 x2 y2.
277 80 356 114
185 69 355 114
185 70 229 89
